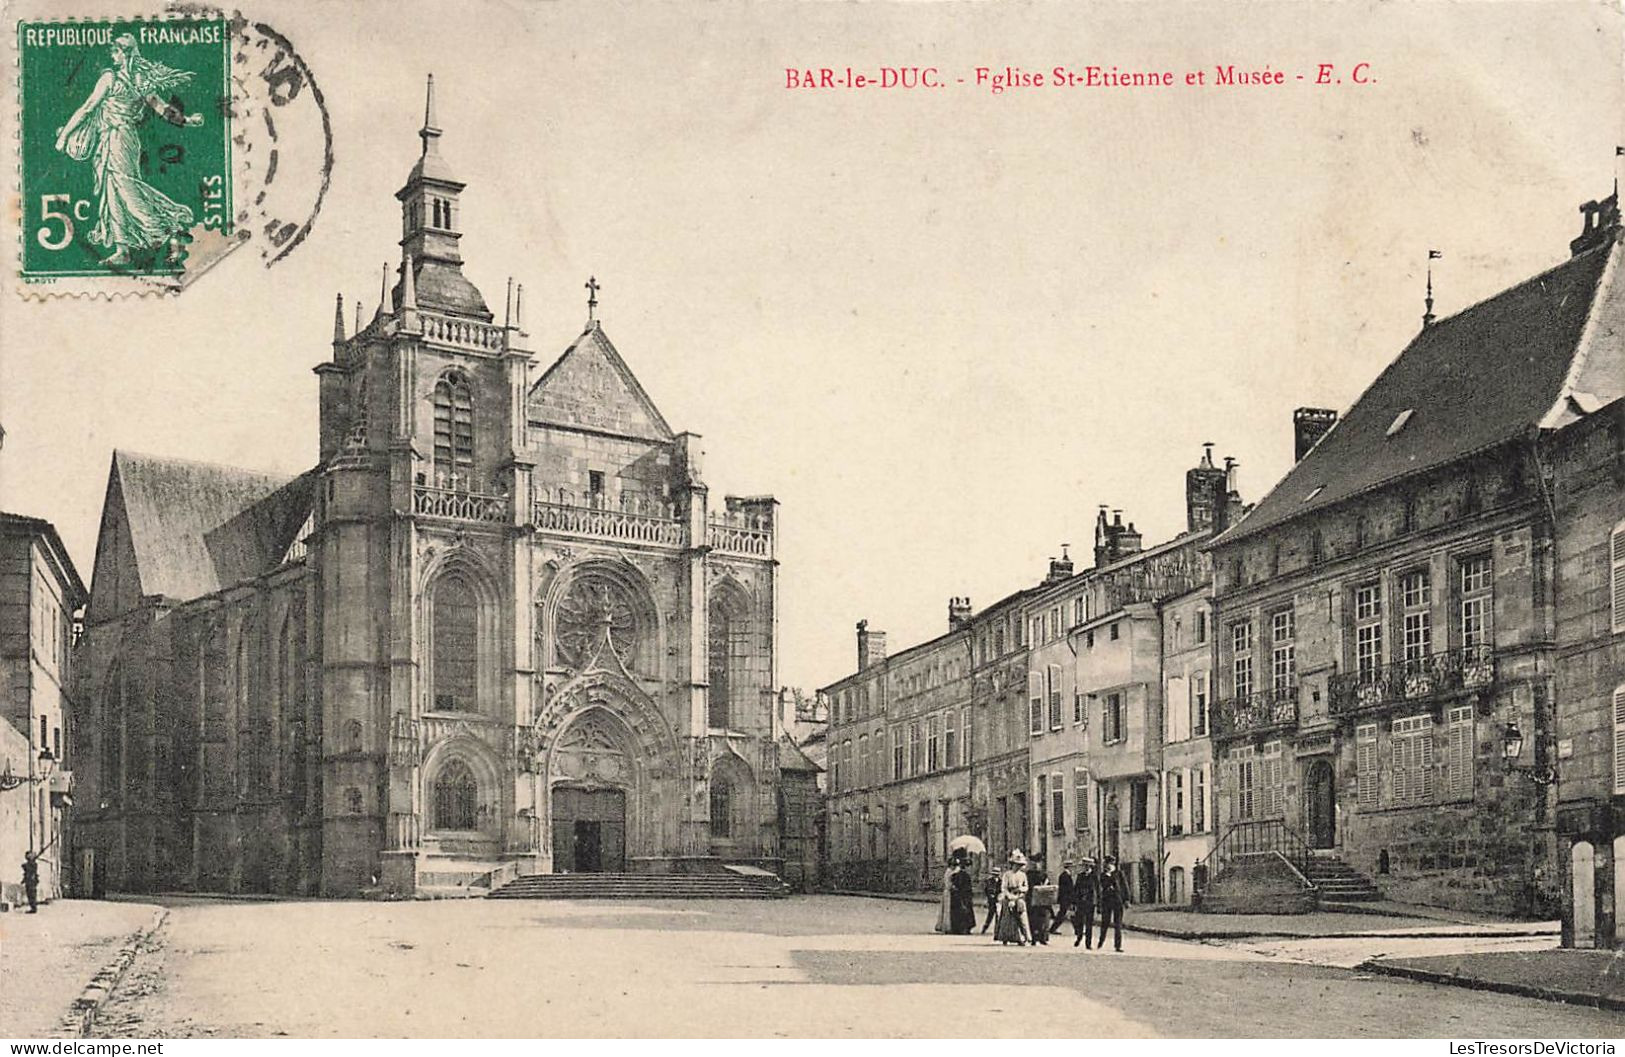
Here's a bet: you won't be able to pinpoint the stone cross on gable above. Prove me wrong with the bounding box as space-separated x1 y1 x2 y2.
585 276 600 322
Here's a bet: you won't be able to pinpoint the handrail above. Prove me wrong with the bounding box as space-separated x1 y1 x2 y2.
1197 818 1313 884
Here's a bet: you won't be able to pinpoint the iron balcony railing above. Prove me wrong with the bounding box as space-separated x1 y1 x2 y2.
1213 685 1299 740
1328 645 1496 717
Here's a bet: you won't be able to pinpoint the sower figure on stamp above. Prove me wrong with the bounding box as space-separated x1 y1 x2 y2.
53 34 204 266
1096 854 1131 952
21 851 39 913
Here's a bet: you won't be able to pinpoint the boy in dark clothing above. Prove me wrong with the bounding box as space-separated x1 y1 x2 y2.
21 851 39 913
980 869 1001 933
1052 860 1075 934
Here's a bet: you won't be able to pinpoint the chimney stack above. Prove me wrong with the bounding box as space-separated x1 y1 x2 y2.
856 620 887 671
1186 442 1227 532
948 596 974 631
1293 408 1338 462
1045 544 1075 583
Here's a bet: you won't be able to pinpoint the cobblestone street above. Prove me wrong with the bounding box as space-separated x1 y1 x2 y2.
74 896 1622 1038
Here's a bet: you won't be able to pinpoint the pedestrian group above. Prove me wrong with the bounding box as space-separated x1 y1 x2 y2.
956 849 1131 950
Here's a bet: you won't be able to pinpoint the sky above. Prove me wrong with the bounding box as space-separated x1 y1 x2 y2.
2 0 1621 692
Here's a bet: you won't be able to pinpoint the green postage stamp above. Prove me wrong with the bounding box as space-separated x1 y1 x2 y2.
17 18 232 283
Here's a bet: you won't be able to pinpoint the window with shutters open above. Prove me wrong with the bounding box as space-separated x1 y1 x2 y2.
1613 684 1625 795
1047 664 1063 730
1612 520 1625 634
1029 673 1044 736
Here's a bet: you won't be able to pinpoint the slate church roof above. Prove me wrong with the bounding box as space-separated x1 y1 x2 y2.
93 451 316 605
1217 219 1625 545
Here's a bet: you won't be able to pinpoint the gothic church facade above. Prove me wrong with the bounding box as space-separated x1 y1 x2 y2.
74 81 787 897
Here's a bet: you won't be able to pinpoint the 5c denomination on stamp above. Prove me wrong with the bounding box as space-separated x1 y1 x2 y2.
18 18 233 285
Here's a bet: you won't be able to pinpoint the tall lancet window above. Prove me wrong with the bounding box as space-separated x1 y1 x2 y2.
432 371 474 490
433 576 478 711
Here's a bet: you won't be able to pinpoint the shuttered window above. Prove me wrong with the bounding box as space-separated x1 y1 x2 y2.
1612 521 1625 634
1047 664 1063 730
1261 740 1285 817
1392 714 1434 805
1073 768 1089 833
1029 673 1044 735
1613 685 1625 795
1446 706 1473 800
1356 723 1379 808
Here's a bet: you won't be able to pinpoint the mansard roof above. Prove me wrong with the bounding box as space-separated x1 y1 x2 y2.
100 451 316 603
527 322 675 442
1217 229 1625 546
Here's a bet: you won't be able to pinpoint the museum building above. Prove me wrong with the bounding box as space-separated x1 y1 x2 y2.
72 80 796 897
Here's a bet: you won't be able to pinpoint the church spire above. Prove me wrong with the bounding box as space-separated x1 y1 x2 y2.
332 293 345 344
394 75 491 321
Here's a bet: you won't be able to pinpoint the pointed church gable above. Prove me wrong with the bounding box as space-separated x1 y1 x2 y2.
86 461 145 623
527 325 675 442
107 451 316 604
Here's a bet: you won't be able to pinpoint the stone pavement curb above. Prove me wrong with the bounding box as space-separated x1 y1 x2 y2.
1357 958 1625 1014
56 906 168 1038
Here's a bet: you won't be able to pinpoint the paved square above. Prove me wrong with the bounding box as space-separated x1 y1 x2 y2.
81 896 1622 1038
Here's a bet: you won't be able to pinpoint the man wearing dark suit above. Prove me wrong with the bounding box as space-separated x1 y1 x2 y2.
1071 859 1098 947
1024 855 1051 945
1051 860 1075 935
1096 854 1131 952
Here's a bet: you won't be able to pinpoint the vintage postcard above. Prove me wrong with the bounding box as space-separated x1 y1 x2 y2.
0 0 1622 1044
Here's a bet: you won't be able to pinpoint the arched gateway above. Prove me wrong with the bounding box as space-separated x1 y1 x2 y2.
533 672 681 873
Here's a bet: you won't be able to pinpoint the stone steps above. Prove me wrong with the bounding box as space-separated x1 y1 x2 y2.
489 871 787 901
1302 854 1383 902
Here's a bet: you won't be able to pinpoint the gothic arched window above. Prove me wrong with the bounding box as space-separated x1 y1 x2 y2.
434 759 478 831
431 371 474 490
709 776 732 839
708 592 752 730
433 576 478 711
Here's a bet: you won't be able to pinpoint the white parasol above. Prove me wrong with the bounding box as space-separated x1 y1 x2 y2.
947 834 986 855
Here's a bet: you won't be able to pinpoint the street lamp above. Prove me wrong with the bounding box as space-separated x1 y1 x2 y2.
0 748 55 792
1502 722 1557 786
